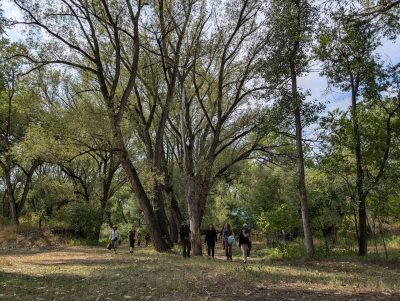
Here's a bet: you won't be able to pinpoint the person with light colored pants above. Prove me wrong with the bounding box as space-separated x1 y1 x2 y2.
110 225 120 254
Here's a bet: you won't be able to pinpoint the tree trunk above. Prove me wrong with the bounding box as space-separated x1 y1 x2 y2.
294 106 314 258
187 174 203 255
358 194 368 255
291 63 314 258
351 86 367 256
114 136 170 251
2 163 20 225
9 199 19 225
168 190 183 243
352 202 360 241
152 180 172 246
2 191 10 218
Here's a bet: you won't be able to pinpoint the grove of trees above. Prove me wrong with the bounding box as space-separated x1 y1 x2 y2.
1 0 399 257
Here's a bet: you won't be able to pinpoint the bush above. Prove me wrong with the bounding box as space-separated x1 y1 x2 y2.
65 202 102 239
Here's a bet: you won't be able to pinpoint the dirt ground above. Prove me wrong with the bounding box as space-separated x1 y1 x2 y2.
0 245 399 301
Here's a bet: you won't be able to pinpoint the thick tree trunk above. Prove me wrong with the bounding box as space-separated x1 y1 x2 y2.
2 191 10 218
187 174 203 255
115 139 170 251
94 196 108 242
291 62 314 258
152 180 172 246
9 199 20 225
168 191 183 243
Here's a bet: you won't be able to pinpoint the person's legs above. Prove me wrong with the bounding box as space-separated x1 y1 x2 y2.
241 244 248 262
130 240 134 254
113 240 118 254
211 244 215 258
207 244 211 257
186 240 191 258
182 240 187 257
228 245 232 261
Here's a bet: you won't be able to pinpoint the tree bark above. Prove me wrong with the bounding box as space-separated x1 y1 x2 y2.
291 61 314 258
168 188 183 243
152 176 172 246
113 130 170 251
351 84 368 256
187 174 203 255
2 191 10 218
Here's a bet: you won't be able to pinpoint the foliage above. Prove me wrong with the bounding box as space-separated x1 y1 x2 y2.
0 0 398 258
65 202 102 239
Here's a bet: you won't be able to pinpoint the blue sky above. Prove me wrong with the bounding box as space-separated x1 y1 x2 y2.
299 37 400 113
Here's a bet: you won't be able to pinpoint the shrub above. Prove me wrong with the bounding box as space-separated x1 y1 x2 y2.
65 202 102 239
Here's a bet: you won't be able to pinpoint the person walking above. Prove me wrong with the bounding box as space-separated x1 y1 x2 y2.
109 225 120 254
179 220 191 258
205 224 217 258
129 225 136 255
222 223 234 262
239 224 250 263
145 233 150 247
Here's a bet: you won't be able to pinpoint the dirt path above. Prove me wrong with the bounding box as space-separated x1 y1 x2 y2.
0 245 399 300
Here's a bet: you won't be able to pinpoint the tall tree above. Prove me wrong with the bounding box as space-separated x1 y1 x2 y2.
316 16 399 255
10 0 173 250
261 0 318 258
0 38 42 224
166 0 272 255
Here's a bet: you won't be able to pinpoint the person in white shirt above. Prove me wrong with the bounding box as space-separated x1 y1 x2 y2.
109 225 120 254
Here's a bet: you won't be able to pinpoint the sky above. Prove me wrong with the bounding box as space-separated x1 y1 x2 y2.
2 0 400 115
299 37 400 113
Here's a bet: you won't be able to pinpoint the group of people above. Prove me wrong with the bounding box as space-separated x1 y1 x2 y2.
109 222 252 263
108 225 150 254
179 221 251 263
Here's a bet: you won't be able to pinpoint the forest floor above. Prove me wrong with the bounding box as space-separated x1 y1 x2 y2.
0 243 399 301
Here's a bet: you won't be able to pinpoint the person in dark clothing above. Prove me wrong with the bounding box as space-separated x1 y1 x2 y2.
129 225 136 254
179 220 191 258
239 224 250 263
145 233 150 247
204 224 218 258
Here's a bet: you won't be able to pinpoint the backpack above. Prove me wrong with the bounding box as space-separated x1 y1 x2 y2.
227 234 235 246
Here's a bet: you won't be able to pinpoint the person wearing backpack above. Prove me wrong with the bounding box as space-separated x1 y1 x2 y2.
239 224 251 263
179 220 191 258
222 223 234 262
204 224 217 258
129 225 136 255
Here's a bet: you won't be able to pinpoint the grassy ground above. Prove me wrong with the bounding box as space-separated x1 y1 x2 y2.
0 243 399 301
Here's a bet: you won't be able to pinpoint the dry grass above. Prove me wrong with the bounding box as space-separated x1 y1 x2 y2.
0 225 18 243
1 243 399 301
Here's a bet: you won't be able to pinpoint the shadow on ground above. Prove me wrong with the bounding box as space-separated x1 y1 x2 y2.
0 246 399 301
